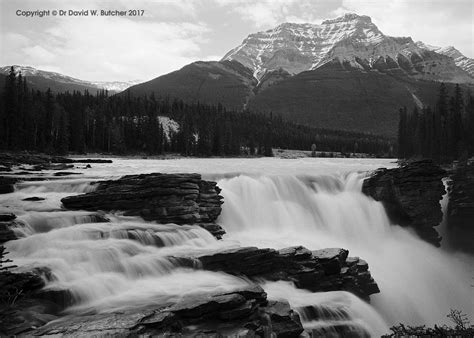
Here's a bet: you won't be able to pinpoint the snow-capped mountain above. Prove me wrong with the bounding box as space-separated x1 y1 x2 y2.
415 42 474 77
0 65 141 93
223 13 472 83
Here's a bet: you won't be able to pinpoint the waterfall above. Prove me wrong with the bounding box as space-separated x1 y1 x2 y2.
217 173 474 327
4 159 473 334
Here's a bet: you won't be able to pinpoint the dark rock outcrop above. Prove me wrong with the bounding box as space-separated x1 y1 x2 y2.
196 246 379 301
0 176 16 194
0 214 21 244
31 284 304 337
22 197 46 201
0 270 48 335
362 160 446 246
0 213 16 222
447 162 474 253
71 159 112 163
61 173 224 229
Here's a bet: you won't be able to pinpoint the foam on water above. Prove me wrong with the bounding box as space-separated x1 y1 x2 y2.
217 173 474 327
3 158 473 333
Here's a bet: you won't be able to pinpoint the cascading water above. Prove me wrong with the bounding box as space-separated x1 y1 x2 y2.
3 158 473 335
216 173 474 328
264 281 389 337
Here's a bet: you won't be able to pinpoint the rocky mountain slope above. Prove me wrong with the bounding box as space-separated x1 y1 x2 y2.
223 14 472 84
416 41 474 77
0 65 140 94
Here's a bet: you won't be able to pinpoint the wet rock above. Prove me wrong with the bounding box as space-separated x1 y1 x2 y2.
447 162 474 253
362 160 446 246
198 223 226 239
0 213 16 222
61 173 224 225
54 171 80 176
258 300 305 338
0 165 12 172
0 176 17 194
0 153 71 167
31 284 304 337
197 246 379 301
72 159 112 163
312 248 348 275
0 218 21 244
22 197 46 201
33 163 74 171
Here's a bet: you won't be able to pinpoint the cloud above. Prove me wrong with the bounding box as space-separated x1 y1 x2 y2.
1 14 210 81
334 0 473 57
41 17 210 81
213 0 326 29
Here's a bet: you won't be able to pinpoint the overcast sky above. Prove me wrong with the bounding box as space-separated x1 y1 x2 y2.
1 0 472 82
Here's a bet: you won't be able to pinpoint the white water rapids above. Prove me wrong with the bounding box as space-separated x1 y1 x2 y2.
2 158 473 336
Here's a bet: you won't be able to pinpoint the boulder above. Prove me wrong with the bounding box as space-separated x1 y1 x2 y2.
61 173 224 228
447 162 474 253
362 160 446 246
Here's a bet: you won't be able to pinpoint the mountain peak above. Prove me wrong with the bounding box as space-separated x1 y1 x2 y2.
321 13 372 25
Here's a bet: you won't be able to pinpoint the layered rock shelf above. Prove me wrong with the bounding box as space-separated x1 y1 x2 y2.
362 160 446 246
31 285 304 337
61 173 224 229
195 246 379 301
447 162 474 253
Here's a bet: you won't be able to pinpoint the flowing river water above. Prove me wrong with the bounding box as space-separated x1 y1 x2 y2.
2 158 473 336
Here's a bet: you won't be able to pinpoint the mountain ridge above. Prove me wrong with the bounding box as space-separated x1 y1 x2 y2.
222 13 473 83
0 65 141 94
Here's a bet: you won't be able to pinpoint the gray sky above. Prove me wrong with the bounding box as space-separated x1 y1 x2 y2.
1 0 472 82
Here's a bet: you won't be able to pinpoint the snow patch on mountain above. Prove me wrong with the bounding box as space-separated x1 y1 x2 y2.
223 13 473 83
416 42 474 77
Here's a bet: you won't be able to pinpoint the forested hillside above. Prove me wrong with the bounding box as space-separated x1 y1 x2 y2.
398 83 474 162
0 67 394 156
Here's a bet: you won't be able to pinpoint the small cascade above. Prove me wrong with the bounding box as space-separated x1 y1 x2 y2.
5 220 228 312
15 211 109 236
264 281 389 337
16 179 97 194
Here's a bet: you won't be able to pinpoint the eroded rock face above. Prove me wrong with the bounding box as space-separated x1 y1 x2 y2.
362 160 446 246
61 173 224 226
31 284 304 337
447 162 474 253
196 246 379 301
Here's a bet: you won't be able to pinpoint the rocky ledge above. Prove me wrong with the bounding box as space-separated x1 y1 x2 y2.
27 285 304 337
194 246 379 301
61 173 224 235
447 162 474 253
362 160 446 246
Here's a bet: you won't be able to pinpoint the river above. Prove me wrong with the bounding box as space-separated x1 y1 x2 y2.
2 158 473 336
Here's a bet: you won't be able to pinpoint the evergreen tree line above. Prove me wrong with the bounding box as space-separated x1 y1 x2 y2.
1 67 394 156
398 83 474 162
